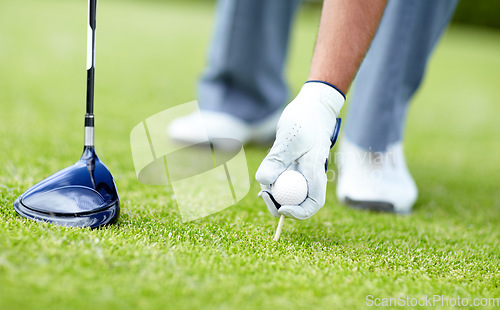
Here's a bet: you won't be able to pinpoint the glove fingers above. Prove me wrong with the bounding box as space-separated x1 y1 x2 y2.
297 153 328 208
278 199 319 220
255 156 290 186
258 190 281 218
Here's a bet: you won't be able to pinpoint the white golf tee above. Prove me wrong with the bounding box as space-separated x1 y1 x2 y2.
274 215 286 241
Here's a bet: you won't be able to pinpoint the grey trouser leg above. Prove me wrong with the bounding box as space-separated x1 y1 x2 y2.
198 0 300 123
345 0 458 152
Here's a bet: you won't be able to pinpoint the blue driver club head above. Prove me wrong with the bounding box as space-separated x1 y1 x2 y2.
13 146 120 228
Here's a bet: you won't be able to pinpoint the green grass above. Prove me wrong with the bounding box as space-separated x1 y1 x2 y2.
1 0 500 309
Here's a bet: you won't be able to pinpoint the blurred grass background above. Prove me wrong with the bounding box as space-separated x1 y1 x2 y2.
0 0 499 309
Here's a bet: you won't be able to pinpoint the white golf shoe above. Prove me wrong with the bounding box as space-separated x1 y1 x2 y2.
168 110 280 150
336 139 417 214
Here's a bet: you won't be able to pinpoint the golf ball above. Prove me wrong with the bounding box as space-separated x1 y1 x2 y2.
272 170 308 205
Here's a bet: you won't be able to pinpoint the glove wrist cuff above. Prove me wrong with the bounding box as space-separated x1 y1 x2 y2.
305 80 346 100
301 81 345 116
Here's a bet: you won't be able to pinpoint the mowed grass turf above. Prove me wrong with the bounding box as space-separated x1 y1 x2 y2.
1 0 499 309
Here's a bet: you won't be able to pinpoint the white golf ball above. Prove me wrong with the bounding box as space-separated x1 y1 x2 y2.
272 170 308 205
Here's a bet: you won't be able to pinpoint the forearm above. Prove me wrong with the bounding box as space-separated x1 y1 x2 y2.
308 0 387 94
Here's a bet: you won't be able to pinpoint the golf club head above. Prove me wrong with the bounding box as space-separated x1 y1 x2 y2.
14 146 120 228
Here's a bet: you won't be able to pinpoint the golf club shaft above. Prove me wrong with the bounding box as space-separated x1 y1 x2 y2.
84 0 97 147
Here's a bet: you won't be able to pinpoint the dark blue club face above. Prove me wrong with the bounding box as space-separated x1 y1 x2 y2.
14 197 119 228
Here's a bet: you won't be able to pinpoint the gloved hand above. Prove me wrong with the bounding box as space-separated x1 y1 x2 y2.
255 81 345 220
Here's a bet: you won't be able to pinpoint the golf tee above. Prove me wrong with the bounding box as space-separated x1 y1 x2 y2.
274 214 286 241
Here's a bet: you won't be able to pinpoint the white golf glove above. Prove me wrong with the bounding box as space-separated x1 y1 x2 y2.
255 81 345 220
